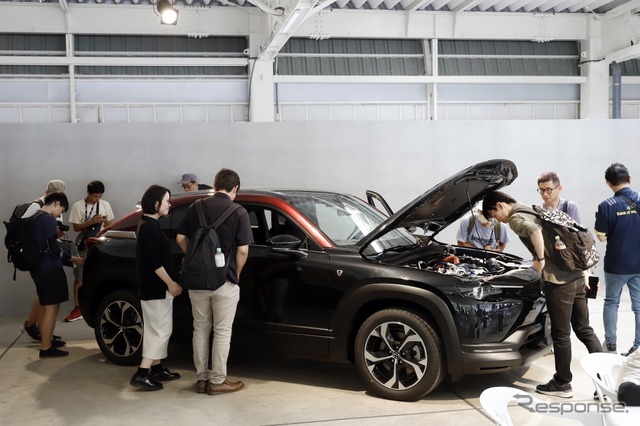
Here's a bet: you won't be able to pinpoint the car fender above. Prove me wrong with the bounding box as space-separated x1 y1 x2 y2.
329 282 463 374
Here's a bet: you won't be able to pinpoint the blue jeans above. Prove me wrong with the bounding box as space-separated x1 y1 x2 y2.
603 272 640 347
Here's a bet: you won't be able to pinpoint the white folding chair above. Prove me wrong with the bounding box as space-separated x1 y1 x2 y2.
580 353 640 426
480 386 603 426
480 386 519 426
580 352 625 402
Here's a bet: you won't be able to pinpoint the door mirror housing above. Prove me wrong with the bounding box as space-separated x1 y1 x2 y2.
266 234 308 259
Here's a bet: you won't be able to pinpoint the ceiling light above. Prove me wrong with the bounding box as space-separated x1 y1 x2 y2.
157 0 178 25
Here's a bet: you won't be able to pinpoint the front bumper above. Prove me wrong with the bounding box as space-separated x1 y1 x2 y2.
456 312 552 375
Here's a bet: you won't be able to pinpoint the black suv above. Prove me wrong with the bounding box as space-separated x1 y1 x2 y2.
79 159 550 401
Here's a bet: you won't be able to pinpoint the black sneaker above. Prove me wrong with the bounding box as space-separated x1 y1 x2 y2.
39 347 69 358
52 339 66 348
536 378 573 398
23 322 41 341
604 342 617 352
622 345 638 356
23 322 62 343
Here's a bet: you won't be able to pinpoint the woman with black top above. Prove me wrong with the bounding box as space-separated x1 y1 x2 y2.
130 185 183 391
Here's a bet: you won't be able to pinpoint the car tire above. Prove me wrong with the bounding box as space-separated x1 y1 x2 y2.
94 289 144 366
354 308 444 401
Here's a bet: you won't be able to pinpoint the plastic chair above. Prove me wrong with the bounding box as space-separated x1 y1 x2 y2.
480 386 603 426
580 353 640 426
580 353 625 402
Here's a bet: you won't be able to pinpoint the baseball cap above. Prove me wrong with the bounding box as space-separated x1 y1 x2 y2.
46 179 66 194
178 173 197 185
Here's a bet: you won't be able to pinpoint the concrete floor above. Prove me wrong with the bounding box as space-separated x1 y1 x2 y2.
0 290 637 426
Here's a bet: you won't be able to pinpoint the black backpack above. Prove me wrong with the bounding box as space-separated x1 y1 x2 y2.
515 205 600 272
180 199 240 291
4 200 48 280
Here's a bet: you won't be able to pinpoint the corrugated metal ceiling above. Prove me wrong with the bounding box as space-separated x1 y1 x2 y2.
4 0 637 14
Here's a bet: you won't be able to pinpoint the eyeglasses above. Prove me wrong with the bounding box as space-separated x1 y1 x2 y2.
537 186 559 194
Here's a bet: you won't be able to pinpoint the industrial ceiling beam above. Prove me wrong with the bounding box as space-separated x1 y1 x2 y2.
603 0 640 19
258 0 319 61
0 3 591 41
0 55 248 67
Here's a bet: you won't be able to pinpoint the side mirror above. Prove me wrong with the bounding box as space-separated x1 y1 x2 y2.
266 234 307 259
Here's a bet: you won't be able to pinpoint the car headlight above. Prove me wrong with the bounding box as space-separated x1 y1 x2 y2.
455 281 503 301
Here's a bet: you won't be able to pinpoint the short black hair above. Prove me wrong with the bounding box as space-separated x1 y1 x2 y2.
44 192 69 211
87 180 105 195
140 185 170 214
482 191 517 219
605 163 630 186
214 168 241 192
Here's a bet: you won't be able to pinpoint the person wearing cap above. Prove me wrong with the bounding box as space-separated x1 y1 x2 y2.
22 180 74 346
178 173 212 192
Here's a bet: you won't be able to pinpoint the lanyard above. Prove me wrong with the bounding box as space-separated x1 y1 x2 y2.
84 202 96 223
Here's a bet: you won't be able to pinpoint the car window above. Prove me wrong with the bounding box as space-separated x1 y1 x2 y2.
284 192 417 250
245 208 268 246
158 206 187 240
287 193 396 247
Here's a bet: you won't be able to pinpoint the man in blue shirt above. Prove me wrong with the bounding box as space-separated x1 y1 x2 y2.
595 163 640 357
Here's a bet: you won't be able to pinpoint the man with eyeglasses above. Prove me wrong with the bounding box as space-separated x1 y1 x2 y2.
537 172 582 225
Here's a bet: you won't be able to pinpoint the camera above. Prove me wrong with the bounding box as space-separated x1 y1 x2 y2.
57 222 70 232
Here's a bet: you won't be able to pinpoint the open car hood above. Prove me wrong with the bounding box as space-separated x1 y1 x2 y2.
358 159 518 251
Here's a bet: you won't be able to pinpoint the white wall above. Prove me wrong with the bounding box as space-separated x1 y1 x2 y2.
2 120 638 315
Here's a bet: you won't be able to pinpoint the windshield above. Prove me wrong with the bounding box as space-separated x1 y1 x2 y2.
286 192 417 250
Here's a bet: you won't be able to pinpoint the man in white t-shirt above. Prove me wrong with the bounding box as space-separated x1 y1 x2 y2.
457 209 510 251
65 180 115 322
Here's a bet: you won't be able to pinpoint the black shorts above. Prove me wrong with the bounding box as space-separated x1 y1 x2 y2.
30 267 69 306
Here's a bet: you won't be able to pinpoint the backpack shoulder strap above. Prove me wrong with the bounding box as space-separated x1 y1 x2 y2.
617 195 640 216
194 199 208 227
35 199 44 208
513 205 539 217
466 213 476 235
212 204 241 229
561 200 569 214
494 221 501 241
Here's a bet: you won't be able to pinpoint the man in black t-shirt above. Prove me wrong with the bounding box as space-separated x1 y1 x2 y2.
176 168 253 395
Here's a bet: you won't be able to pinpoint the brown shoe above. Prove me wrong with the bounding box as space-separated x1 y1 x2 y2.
195 380 209 394
207 380 245 395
